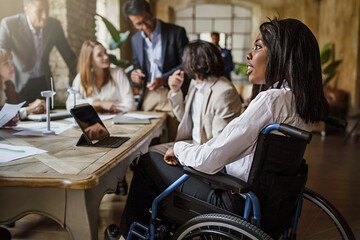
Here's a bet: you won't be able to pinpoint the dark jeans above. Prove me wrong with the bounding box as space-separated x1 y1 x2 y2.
119 152 245 237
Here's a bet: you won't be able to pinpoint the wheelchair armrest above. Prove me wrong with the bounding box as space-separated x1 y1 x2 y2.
183 166 250 193
324 116 347 130
278 124 312 143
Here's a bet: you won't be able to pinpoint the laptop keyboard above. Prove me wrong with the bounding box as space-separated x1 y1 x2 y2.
94 136 130 148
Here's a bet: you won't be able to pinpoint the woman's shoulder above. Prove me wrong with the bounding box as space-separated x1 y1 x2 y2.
255 87 293 105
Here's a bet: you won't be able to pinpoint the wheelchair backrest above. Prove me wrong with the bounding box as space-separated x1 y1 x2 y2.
248 131 310 239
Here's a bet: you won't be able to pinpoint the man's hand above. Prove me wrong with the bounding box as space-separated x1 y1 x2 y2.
164 146 178 165
131 69 145 85
168 70 184 93
147 76 164 91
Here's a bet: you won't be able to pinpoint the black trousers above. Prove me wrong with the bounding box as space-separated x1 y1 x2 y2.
119 152 245 236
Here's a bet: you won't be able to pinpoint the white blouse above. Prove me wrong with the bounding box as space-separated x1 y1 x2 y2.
174 85 313 182
66 67 136 112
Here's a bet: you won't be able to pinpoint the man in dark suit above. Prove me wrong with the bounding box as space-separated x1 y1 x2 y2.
0 0 77 103
123 0 189 111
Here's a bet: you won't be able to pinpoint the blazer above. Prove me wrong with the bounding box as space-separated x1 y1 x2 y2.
168 76 242 144
131 20 189 109
0 13 77 102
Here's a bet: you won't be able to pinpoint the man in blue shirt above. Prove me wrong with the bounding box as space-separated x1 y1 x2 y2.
123 0 189 111
211 32 234 81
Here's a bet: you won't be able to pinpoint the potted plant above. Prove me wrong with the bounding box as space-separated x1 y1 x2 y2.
317 43 348 134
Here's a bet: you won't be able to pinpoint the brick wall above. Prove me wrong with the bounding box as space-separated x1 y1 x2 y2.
49 0 96 105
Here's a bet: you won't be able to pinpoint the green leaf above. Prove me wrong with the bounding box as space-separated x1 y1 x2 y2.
233 63 248 76
109 30 130 50
320 42 331 65
323 72 336 86
109 54 129 67
323 60 341 75
96 13 120 43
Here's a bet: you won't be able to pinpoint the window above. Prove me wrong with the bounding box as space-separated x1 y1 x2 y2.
176 4 251 83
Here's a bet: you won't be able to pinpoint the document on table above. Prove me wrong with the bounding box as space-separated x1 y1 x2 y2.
123 113 161 119
0 102 26 127
13 122 73 136
0 143 47 163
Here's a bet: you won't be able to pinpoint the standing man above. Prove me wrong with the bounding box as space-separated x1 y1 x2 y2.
0 0 77 103
211 32 234 81
123 0 189 111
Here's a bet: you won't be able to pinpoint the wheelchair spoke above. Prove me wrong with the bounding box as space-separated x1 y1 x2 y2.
293 189 355 240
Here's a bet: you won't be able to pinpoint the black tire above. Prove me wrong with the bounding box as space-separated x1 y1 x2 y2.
294 188 355 240
172 213 272 240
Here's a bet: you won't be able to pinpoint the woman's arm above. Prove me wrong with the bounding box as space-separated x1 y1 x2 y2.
174 92 273 174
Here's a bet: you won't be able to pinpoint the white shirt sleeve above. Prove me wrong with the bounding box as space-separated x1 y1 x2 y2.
19 107 27 120
174 91 274 175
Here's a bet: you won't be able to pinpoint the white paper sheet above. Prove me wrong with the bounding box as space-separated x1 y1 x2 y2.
123 113 160 119
0 143 47 163
13 122 73 136
0 102 26 127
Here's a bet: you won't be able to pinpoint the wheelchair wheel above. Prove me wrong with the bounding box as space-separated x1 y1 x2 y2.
295 188 355 240
172 213 271 240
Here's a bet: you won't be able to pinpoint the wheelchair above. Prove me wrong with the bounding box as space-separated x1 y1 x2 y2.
106 123 355 240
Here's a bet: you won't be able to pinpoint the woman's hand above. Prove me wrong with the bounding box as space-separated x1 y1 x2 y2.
93 100 125 113
26 99 46 114
4 114 19 127
168 70 184 93
164 146 178 165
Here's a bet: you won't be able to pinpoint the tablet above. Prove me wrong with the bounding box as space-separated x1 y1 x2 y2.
70 104 129 148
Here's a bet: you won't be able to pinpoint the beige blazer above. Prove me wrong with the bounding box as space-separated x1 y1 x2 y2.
168 76 242 144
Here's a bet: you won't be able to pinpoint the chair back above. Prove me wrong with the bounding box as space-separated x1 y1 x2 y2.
247 127 310 239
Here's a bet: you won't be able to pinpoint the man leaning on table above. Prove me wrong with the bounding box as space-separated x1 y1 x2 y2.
0 0 77 104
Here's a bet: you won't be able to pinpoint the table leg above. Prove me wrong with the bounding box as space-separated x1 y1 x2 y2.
65 154 134 240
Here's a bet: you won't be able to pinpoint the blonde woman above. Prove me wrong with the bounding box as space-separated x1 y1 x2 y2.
0 48 45 125
66 40 136 113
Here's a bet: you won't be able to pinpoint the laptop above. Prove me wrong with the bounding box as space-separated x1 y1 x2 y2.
70 104 129 148
27 110 72 121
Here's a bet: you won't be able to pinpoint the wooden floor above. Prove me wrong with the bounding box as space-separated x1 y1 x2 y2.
1 133 359 240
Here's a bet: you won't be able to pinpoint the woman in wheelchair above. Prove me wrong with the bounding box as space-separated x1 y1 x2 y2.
115 18 329 239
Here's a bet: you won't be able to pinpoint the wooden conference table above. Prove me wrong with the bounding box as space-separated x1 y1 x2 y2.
0 112 167 240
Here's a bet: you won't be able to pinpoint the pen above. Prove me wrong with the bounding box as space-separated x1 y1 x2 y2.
0 147 26 153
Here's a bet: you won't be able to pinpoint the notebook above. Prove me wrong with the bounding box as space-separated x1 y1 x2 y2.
70 104 129 148
27 110 72 121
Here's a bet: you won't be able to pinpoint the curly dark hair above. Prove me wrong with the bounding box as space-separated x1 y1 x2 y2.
182 40 225 80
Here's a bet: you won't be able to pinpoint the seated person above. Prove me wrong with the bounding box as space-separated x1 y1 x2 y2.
66 40 136 113
116 18 329 237
0 48 45 126
150 40 242 155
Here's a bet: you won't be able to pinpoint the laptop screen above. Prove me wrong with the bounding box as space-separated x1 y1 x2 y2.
70 104 110 144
